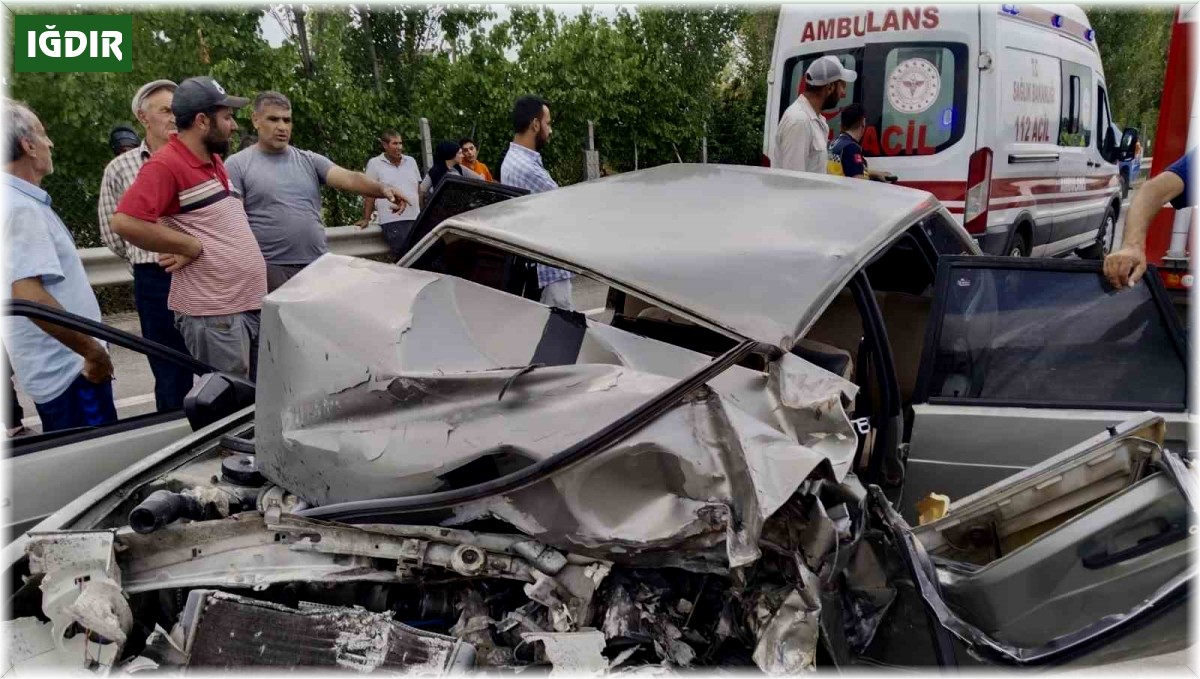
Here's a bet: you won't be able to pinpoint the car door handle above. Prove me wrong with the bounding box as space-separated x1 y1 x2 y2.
1081 518 1189 569
1008 152 1060 164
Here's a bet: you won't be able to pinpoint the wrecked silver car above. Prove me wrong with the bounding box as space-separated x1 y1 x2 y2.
3 166 1192 673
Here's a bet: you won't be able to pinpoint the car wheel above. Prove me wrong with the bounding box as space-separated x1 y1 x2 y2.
1009 232 1029 257
1099 206 1117 254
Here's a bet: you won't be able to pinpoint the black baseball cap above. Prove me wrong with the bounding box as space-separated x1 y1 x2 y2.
171 76 249 119
109 124 140 152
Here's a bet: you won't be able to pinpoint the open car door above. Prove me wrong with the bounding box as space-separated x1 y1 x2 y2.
902 256 1189 523
3 301 217 539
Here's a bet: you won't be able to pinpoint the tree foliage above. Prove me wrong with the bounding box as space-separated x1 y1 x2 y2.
8 4 773 240
1087 6 1174 152
11 4 1169 246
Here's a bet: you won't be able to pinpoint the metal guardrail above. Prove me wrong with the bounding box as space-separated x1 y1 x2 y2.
83 224 390 288
1139 157 1153 179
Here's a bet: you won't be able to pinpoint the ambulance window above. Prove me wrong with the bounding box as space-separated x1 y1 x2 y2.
1058 61 1092 147
1096 85 1117 159
781 42 968 155
879 46 961 153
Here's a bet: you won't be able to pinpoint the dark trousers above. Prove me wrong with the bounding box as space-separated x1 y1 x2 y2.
133 264 195 412
34 374 117 433
266 263 307 293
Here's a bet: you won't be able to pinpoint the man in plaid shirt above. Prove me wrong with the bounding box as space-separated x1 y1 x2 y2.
97 79 194 411
499 95 574 310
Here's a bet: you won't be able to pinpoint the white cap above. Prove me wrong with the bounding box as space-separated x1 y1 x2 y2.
805 55 857 87
131 79 178 119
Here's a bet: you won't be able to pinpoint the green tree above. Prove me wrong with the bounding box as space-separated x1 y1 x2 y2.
1087 6 1174 152
7 4 777 242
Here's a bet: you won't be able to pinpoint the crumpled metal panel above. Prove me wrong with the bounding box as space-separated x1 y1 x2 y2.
256 255 858 569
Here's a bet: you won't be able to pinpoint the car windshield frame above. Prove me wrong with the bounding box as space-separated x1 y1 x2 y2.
779 40 970 157
913 256 1189 412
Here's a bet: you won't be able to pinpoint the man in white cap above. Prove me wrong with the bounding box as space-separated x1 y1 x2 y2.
97 79 196 412
774 55 857 173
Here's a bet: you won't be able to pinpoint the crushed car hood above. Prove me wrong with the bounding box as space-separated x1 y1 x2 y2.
254 255 859 569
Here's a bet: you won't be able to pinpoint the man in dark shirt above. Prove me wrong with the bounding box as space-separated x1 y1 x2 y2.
1104 150 1194 288
827 104 869 179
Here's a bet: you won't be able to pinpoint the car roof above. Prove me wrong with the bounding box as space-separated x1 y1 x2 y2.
432 163 940 349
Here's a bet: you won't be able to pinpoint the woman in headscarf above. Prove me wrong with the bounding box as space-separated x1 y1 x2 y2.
420 140 483 201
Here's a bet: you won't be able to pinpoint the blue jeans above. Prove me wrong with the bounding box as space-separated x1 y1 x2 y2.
133 264 195 412
34 374 117 433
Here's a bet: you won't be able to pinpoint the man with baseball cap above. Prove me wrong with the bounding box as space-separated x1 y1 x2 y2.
108 125 140 157
97 78 200 411
774 55 857 173
111 76 268 381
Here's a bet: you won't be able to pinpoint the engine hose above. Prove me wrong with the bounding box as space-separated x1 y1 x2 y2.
128 490 204 534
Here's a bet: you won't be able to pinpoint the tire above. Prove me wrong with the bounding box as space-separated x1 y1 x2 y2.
1008 232 1029 257
1099 205 1117 255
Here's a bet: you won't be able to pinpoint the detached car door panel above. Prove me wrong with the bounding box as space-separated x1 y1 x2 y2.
903 256 1188 523
909 414 1191 666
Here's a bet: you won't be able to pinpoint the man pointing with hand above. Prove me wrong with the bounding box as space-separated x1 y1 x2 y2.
225 91 413 291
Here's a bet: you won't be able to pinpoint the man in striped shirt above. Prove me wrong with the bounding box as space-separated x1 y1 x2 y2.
112 77 267 380
500 95 573 310
97 79 195 411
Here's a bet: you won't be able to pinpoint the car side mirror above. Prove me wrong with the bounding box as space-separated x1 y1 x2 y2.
184 372 256 431
1119 127 1139 162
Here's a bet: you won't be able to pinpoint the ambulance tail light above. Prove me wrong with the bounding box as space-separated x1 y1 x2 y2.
761 154 771 167
964 147 993 235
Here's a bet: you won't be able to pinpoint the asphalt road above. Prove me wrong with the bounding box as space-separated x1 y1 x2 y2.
11 191 1134 431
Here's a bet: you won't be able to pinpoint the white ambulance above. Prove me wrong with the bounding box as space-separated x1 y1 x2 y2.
763 4 1132 257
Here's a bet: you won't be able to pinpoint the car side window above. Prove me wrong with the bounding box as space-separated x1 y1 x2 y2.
922 261 1186 409
918 212 973 257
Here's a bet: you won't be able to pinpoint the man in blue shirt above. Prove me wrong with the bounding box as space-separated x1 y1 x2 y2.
4 99 116 432
827 104 869 179
500 95 574 310
1104 149 1194 288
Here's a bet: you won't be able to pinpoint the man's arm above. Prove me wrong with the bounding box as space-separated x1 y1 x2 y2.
96 163 130 262
326 166 415 203
842 146 867 180
1103 170 1185 288
358 163 378 227
326 165 415 219
112 159 203 273
110 213 202 273
360 196 376 226
11 277 113 383
775 119 810 172
226 153 247 199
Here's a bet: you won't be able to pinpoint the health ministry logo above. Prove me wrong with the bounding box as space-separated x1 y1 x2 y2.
15 15 133 72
